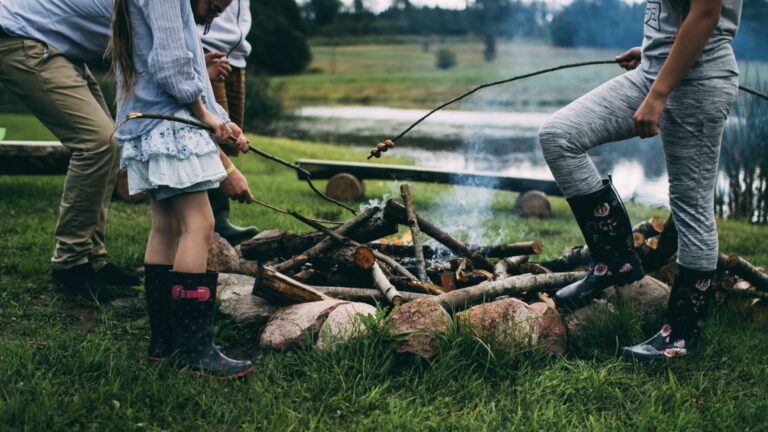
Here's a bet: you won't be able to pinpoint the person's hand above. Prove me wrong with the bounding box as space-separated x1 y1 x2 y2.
204 52 231 82
219 167 254 203
633 90 667 138
616 47 642 70
198 109 231 141
226 122 250 153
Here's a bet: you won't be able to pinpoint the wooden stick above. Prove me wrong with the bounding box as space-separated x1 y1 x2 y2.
493 255 527 280
312 285 430 304
472 241 543 257
437 272 587 311
539 246 591 272
724 255 768 292
288 209 419 281
720 286 768 300
271 207 380 275
371 262 403 306
400 184 428 281
383 199 495 271
251 265 334 305
390 277 446 295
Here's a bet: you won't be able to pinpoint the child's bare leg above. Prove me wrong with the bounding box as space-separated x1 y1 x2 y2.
169 191 214 273
145 198 180 265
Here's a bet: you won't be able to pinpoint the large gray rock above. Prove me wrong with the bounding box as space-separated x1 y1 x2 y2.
316 302 378 350
562 299 616 344
389 297 452 358
217 273 277 327
260 300 347 351
457 298 567 355
603 276 670 328
207 233 240 273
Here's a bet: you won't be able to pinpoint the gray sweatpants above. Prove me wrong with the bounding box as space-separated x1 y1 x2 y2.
538 68 739 271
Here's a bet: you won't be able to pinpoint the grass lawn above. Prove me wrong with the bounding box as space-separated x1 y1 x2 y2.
2 115 768 430
274 40 768 111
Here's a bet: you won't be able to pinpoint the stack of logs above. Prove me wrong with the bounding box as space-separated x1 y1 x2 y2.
230 185 768 356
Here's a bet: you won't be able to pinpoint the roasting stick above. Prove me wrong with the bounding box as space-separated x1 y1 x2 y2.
366 60 768 160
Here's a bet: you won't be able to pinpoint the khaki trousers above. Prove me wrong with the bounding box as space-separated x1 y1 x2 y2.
0 38 119 270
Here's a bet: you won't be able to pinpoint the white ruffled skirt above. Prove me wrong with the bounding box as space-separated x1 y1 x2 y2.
117 111 226 200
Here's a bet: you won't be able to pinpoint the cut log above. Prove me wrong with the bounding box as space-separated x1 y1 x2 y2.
241 216 397 261
271 207 380 274
437 272 586 311
724 255 768 292
252 266 335 305
371 262 403 306
400 184 428 281
311 285 430 304
325 172 365 201
383 199 494 271
632 217 665 238
633 232 645 249
514 190 552 219
354 246 375 270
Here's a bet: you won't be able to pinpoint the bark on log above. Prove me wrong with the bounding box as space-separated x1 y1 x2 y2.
724 255 768 292
437 272 586 311
472 242 543 257
540 246 591 272
312 285 430 304
518 262 553 275
494 255 529 279
241 216 397 261
371 262 403 306
367 243 438 259
400 184 428 281
252 266 335 305
388 277 446 295
271 207 380 274
383 199 495 271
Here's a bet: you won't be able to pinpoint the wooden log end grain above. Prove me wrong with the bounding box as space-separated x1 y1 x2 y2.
514 190 552 219
326 173 365 201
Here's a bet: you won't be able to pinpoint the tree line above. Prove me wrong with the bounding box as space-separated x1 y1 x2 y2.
251 0 768 75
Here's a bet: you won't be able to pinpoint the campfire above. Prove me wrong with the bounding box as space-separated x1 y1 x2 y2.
215 184 768 357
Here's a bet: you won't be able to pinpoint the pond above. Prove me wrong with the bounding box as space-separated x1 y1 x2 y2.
275 105 738 209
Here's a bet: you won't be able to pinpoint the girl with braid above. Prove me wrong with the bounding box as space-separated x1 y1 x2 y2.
109 0 255 378
537 0 741 361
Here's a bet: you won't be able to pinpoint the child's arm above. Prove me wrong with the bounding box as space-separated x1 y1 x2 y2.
634 0 723 137
143 0 205 105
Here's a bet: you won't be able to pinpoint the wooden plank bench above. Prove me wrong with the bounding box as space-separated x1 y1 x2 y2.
295 159 563 200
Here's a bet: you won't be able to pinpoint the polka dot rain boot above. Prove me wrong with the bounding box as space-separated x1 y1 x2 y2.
144 264 174 361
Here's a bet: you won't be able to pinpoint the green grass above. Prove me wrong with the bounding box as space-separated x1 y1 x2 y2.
275 40 768 110
2 114 768 430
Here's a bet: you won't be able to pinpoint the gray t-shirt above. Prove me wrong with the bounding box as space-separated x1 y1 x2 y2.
640 0 742 79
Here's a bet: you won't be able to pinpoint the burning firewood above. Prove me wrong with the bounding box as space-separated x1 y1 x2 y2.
271 207 380 274
383 199 495 271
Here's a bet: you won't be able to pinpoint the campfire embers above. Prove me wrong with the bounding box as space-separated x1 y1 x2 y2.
228 187 768 357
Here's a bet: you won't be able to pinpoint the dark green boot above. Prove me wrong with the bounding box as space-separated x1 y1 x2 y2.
209 187 258 246
553 179 644 310
622 265 714 362
169 271 254 379
144 264 174 361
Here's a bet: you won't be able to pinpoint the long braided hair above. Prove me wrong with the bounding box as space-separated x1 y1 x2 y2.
107 0 135 97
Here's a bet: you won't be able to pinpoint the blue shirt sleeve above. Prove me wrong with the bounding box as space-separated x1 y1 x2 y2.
141 0 205 105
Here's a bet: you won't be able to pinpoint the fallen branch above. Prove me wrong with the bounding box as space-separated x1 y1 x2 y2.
252 265 334 305
312 285 430 304
724 255 768 292
437 272 586 310
371 262 403 306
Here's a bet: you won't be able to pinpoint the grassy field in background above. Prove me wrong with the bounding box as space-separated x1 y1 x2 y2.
274 40 768 111
2 114 768 430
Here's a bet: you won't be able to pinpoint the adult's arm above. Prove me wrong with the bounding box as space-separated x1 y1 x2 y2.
634 0 723 137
